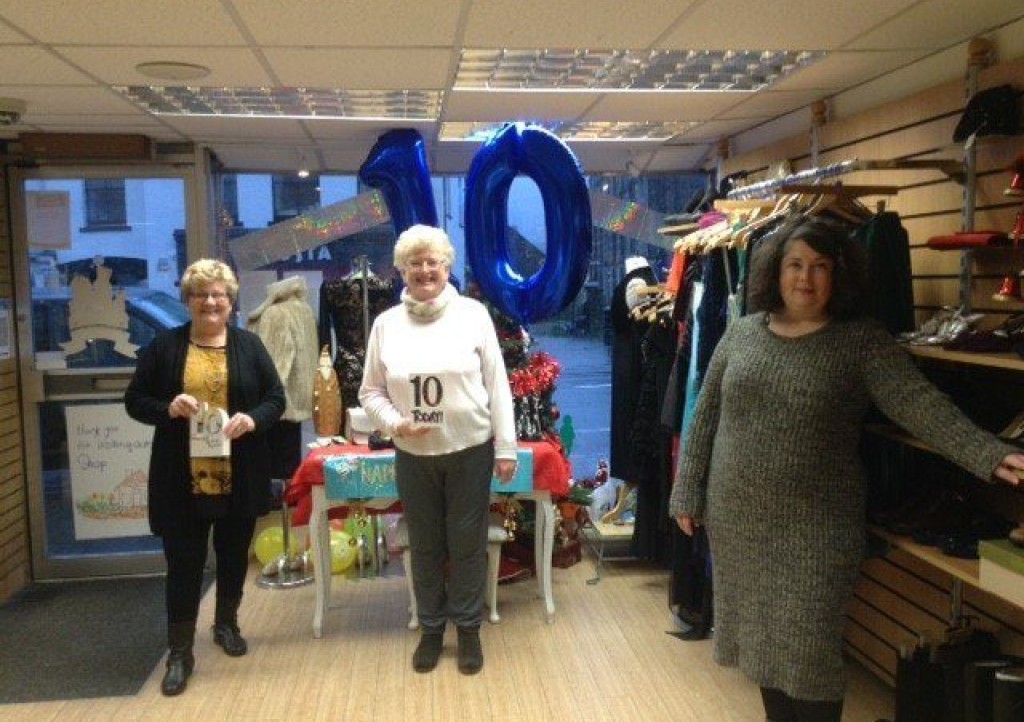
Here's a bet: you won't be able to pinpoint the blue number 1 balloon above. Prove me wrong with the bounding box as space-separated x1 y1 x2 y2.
358 128 438 235
464 123 592 324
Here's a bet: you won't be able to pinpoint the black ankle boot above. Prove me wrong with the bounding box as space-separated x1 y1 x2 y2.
212 621 248 656
412 630 444 673
457 626 483 675
213 595 247 656
161 621 196 696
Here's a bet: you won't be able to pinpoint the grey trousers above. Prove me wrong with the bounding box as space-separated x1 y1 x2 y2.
395 440 494 631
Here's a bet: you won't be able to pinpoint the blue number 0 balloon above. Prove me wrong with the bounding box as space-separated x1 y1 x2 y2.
464 123 592 324
358 128 438 235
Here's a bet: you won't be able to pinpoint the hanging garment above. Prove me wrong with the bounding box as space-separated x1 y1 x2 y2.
318 276 394 413
609 264 658 483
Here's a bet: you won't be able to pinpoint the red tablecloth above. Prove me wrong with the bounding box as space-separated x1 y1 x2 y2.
285 439 572 525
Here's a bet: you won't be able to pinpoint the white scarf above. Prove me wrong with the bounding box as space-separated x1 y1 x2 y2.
401 282 457 322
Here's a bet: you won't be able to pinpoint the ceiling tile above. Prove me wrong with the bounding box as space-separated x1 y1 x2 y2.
159 115 310 140
1 85 141 114
306 119 436 142
444 90 596 123
770 50 928 92
0 0 245 45
659 0 919 50
0 46 95 85
718 89 830 120
58 47 274 87
670 118 771 142
264 48 451 89
235 0 462 46
849 0 1024 50
582 92 745 122
463 0 699 48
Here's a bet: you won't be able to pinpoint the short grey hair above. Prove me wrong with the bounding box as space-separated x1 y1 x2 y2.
393 224 455 269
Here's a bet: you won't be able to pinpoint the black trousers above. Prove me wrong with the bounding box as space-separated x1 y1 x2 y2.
161 514 256 624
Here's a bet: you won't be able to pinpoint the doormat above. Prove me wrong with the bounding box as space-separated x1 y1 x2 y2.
0 574 210 703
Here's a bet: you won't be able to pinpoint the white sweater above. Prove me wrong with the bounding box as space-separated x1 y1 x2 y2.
358 294 517 459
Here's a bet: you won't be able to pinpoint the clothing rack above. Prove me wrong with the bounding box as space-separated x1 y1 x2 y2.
726 158 963 200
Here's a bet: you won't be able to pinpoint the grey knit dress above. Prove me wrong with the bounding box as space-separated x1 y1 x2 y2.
668 312 1013 701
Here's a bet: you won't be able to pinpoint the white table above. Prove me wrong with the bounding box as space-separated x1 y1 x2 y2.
309 485 555 638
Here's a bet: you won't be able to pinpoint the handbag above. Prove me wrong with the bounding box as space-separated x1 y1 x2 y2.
926 231 1011 250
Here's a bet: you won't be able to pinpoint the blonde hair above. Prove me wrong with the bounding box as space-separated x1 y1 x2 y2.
180 259 239 302
393 225 455 269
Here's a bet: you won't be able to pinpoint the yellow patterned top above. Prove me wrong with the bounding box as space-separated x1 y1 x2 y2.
184 344 231 497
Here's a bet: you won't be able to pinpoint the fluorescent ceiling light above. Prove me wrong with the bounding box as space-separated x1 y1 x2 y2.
112 86 443 120
440 120 699 142
455 48 826 91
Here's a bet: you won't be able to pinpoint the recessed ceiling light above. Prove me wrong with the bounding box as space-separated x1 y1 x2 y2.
135 61 211 81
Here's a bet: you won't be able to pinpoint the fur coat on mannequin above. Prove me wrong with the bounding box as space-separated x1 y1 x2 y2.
246 276 319 422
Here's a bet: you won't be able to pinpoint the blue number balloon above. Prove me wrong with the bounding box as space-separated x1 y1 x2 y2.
464 123 592 324
358 129 438 235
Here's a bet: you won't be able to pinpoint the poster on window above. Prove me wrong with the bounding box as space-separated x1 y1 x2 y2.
26 190 71 249
66 404 153 540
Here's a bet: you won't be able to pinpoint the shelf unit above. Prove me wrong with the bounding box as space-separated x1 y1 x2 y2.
906 346 1024 372
863 345 1024 622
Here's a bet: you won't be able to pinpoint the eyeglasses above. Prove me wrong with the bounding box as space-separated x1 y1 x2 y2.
189 291 229 302
405 259 446 271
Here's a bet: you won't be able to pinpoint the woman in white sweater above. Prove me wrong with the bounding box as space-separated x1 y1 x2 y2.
359 225 517 675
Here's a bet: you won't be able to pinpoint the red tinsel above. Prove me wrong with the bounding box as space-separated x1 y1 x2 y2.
508 352 561 398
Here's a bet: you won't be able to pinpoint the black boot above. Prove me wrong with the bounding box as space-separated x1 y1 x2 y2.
457 626 483 675
161 621 196 696
412 630 444 673
213 596 247 657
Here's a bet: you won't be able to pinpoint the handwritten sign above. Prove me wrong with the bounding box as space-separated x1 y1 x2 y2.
66 404 153 540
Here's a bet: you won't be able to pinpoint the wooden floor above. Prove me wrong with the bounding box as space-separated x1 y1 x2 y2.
3 549 894 722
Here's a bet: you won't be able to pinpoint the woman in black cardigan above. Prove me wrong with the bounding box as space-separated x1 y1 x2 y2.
125 259 284 696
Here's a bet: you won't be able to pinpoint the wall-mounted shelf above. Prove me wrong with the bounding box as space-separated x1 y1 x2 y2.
906 345 1024 373
870 526 980 587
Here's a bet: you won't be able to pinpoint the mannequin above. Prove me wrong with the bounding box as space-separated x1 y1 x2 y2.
246 276 320 578
245 276 319 478
606 256 657 523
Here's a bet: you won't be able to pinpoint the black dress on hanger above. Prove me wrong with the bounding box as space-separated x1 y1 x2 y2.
318 275 394 411
609 264 658 484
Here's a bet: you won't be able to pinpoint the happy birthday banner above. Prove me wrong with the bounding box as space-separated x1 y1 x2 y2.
229 187 670 272
587 189 671 251
229 190 389 271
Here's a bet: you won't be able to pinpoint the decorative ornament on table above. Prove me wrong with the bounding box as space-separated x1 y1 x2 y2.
312 345 342 437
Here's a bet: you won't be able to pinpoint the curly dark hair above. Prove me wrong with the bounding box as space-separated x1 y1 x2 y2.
746 215 869 320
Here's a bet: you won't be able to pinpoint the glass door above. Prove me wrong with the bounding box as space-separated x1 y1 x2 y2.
12 166 196 578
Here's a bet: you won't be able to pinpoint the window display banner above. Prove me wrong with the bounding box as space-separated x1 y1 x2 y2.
65 404 153 540
588 189 672 250
229 190 389 271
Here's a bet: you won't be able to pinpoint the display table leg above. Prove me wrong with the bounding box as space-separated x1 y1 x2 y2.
310 486 330 638
533 493 556 623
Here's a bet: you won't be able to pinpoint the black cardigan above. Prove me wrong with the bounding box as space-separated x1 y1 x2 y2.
124 324 285 535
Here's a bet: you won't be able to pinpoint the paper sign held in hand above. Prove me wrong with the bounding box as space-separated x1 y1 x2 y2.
190 402 231 458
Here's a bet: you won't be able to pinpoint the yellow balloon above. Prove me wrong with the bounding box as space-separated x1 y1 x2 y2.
329 530 358 574
253 526 301 565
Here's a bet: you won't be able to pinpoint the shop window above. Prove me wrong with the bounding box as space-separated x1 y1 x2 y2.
81 179 129 232
220 175 239 226
272 175 320 223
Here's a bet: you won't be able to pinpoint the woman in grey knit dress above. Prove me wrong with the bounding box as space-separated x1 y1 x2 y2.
669 217 1024 722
